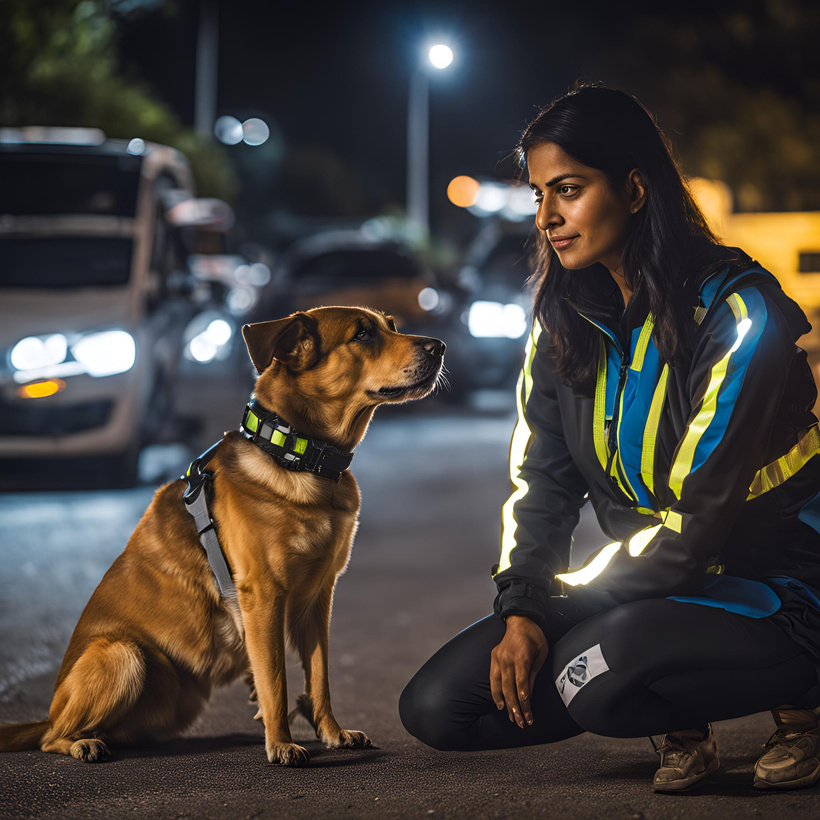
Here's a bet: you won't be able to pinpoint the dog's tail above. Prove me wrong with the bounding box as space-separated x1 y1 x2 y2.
0 720 50 751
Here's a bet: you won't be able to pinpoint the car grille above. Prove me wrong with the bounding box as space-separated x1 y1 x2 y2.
0 398 114 436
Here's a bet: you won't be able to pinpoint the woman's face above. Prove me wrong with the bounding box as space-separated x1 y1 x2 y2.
527 141 638 273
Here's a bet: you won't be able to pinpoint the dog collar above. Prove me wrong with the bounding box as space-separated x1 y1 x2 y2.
240 399 353 482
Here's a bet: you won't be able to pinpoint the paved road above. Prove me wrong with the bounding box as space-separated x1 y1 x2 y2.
1 369 819 818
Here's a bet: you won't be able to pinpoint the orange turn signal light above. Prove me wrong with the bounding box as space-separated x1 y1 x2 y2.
17 379 66 399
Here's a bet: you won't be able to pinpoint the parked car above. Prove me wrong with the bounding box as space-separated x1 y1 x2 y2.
0 128 234 488
441 219 537 396
272 229 451 328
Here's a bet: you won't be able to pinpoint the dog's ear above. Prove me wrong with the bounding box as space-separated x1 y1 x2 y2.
242 314 319 373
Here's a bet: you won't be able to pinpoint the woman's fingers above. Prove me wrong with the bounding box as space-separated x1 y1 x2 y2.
500 662 524 727
489 654 504 711
517 662 534 726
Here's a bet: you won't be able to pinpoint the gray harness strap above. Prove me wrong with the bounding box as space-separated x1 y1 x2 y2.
182 443 239 601
184 483 239 600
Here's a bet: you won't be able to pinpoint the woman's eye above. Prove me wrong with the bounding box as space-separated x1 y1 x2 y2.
559 185 578 196
354 328 372 342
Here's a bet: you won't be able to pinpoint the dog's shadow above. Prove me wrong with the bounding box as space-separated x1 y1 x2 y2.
114 733 384 768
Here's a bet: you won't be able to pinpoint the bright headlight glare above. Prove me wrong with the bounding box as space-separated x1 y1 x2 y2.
71 330 136 377
467 301 528 339
184 311 235 363
10 334 68 371
418 287 440 312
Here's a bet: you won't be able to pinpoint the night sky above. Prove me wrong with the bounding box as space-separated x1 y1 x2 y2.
116 0 816 230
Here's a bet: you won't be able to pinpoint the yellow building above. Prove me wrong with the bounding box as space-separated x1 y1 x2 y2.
691 178 820 383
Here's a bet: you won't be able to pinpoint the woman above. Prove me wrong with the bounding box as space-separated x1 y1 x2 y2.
400 83 820 792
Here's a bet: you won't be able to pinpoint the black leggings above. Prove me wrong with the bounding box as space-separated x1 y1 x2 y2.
399 598 820 751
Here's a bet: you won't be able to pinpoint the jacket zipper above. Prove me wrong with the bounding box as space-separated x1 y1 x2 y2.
578 312 637 506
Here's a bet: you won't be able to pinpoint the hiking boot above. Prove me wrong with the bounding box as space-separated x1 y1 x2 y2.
653 725 720 792
754 707 820 790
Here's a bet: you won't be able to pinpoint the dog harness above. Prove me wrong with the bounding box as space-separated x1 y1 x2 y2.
182 399 355 600
183 441 239 601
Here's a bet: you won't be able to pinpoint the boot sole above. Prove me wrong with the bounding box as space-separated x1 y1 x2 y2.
653 756 720 793
754 761 820 790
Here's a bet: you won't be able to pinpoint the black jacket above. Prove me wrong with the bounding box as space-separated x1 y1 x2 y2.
493 249 820 637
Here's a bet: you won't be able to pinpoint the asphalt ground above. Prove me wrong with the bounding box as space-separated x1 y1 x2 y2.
1 364 819 819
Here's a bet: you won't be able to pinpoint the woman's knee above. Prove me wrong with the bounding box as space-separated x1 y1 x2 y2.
399 670 468 752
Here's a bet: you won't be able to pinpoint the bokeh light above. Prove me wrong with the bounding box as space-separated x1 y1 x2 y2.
447 175 480 208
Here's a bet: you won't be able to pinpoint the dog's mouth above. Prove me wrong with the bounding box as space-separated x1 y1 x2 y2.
369 365 443 402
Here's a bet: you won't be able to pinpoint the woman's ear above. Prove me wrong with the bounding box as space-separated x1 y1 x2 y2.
628 168 647 214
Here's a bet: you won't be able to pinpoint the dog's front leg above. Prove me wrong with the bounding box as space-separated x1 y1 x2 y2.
240 585 309 766
292 581 371 750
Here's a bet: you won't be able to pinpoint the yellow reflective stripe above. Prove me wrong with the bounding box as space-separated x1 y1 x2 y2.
626 523 663 556
271 430 287 447
748 423 820 499
630 314 655 372
694 306 708 325
555 541 620 586
496 324 542 576
613 388 641 502
641 363 669 499
668 294 750 498
664 509 683 533
592 337 609 472
727 292 748 323
245 409 259 433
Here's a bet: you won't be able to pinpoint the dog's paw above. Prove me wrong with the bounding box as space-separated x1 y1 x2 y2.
267 741 310 767
322 729 372 750
70 738 110 763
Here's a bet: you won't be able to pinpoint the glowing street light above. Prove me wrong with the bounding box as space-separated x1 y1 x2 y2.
407 43 455 242
428 44 454 69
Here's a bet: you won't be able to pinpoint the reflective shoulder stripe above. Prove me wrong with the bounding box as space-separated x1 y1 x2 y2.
668 292 756 499
495 322 542 576
748 423 820 499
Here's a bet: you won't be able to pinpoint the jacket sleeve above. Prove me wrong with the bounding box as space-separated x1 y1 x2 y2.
492 323 590 634
585 283 799 603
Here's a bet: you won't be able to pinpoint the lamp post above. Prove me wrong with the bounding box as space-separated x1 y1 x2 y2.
406 44 454 243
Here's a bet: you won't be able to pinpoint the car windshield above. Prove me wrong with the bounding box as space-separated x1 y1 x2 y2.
293 249 420 293
480 234 533 286
0 237 134 288
0 153 141 217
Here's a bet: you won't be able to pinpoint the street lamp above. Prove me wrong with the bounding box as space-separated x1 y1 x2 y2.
406 44 454 242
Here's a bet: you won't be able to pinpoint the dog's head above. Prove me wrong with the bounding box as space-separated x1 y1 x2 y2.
242 306 445 445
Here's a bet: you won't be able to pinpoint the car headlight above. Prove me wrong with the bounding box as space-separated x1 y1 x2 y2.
72 330 136 377
10 329 136 382
467 301 528 339
184 312 235 364
10 334 68 371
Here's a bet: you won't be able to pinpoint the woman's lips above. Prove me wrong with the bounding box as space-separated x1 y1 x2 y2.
551 236 578 250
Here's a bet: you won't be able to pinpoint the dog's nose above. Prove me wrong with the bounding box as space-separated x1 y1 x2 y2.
419 337 446 358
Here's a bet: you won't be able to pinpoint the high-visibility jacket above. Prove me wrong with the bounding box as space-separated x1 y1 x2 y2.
493 247 820 638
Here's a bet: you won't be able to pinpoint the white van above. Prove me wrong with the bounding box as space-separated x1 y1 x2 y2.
0 128 211 487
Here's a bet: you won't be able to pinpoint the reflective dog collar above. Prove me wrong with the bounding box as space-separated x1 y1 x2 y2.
240 399 353 482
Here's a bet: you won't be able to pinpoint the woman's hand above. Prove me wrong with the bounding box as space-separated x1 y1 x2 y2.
490 615 549 728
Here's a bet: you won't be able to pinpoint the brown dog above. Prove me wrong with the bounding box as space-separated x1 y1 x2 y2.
0 306 445 766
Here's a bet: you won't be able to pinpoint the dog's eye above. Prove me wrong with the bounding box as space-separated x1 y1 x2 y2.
353 327 373 342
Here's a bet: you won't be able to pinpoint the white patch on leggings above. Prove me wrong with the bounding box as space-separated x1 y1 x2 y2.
555 643 609 706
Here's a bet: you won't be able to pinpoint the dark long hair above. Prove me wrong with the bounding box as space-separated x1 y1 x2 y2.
519 82 725 396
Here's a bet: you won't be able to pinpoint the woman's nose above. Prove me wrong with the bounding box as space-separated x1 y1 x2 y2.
535 200 561 233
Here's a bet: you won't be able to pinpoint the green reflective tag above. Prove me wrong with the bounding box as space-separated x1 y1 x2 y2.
294 438 307 454
245 410 259 433
272 430 286 447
